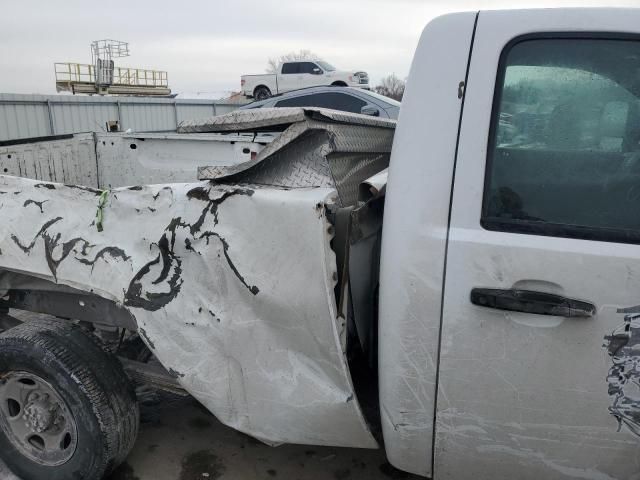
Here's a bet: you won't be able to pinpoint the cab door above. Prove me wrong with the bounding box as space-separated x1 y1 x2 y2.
277 62 300 93
298 61 324 88
438 9 640 480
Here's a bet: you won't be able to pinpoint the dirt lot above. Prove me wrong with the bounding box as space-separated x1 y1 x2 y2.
1 384 420 480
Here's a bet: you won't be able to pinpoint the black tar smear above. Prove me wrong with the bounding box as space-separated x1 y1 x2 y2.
11 217 130 281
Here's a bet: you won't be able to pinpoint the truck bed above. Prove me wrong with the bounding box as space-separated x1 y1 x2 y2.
0 108 394 449
0 130 273 189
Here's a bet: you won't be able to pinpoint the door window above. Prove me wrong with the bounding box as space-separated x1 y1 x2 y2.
281 63 299 74
275 92 366 113
483 38 640 243
299 62 320 74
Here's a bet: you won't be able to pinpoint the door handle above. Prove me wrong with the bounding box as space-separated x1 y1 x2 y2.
470 288 596 318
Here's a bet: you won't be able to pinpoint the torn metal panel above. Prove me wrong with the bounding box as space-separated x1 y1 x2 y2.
179 107 309 133
328 154 389 208
194 108 395 207
347 173 386 363
358 168 387 203
328 168 387 369
0 174 377 449
177 107 397 134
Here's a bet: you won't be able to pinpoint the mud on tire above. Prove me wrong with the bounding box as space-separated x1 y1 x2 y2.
0 318 139 480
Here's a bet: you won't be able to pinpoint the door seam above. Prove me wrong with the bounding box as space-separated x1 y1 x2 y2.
430 10 480 477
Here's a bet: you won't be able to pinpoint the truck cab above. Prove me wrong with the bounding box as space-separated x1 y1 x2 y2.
277 60 368 90
380 7 640 479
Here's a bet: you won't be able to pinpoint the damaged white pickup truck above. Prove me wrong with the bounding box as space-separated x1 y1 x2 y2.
1 8 640 480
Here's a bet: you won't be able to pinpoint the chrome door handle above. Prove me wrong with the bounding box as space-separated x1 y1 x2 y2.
470 288 596 318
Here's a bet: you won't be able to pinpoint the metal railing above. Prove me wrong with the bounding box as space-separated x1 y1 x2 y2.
55 63 95 84
115 67 168 87
54 63 168 87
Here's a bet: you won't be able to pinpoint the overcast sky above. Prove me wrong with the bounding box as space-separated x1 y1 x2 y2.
2 0 640 97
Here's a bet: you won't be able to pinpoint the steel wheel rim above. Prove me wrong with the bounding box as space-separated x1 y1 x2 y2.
0 371 78 466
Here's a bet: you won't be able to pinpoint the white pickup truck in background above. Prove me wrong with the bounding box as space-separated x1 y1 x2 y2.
241 60 369 100
1 7 640 480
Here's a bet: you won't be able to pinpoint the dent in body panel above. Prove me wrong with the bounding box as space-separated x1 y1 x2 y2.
0 174 376 449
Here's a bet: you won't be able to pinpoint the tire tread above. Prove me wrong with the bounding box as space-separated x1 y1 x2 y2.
0 318 139 478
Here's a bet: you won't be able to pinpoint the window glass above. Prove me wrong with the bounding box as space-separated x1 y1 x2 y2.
275 92 367 113
360 89 401 107
483 38 640 241
299 62 319 74
281 63 299 74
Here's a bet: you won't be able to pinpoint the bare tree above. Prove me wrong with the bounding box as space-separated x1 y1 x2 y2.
374 74 406 101
266 50 322 73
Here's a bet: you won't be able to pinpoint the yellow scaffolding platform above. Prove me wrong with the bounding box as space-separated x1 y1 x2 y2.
55 63 171 96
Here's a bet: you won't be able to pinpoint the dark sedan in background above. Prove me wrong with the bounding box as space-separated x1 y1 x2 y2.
239 86 400 119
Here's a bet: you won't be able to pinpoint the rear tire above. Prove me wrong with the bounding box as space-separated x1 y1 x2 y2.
0 318 139 480
331 81 348 87
254 86 271 100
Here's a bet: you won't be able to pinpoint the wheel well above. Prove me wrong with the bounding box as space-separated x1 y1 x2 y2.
331 81 348 87
0 271 136 330
0 317 140 478
253 85 270 95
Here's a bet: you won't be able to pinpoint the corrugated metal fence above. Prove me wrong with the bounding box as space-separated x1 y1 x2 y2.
0 93 240 142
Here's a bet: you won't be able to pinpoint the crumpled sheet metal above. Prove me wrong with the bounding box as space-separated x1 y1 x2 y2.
177 107 397 133
0 175 377 449
194 109 394 207
358 168 388 203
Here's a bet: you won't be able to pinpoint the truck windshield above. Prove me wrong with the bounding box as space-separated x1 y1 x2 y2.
317 61 336 72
